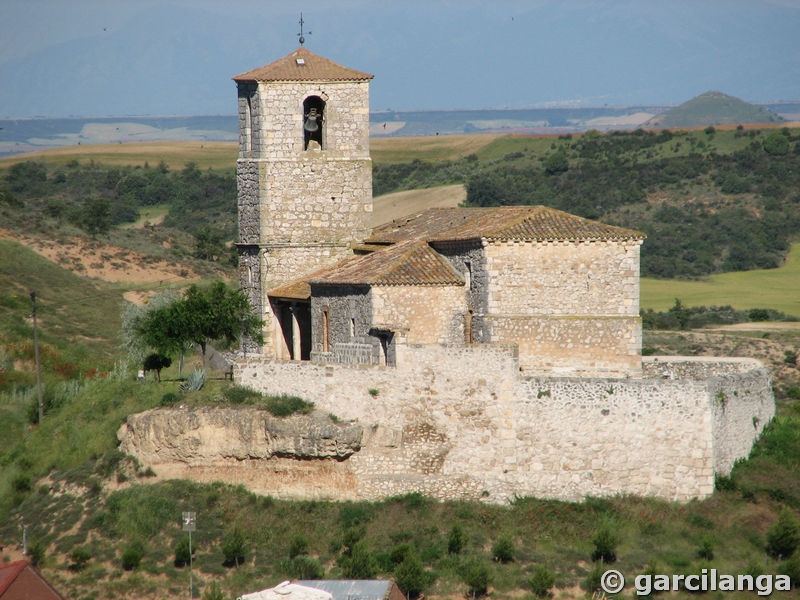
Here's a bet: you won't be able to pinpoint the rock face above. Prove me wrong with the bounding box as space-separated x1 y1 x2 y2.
117 408 368 499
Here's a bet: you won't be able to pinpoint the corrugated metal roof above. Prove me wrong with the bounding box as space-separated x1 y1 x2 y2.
296 580 393 600
309 239 464 287
366 206 645 244
233 47 374 82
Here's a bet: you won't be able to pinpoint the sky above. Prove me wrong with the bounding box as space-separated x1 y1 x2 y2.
1 0 799 118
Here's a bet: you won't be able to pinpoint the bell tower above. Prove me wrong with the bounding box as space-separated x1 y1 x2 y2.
233 47 374 357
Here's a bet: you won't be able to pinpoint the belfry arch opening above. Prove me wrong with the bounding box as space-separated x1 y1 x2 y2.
303 96 325 150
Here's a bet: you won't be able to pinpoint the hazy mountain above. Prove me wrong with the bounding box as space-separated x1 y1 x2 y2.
644 91 784 129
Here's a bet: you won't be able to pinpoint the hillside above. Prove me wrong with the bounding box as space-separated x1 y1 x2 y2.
644 91 784 129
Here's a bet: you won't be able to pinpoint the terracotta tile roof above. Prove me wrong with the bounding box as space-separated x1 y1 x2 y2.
268 264 335 300
0 561 27 596
0 560 65 599
366 206 645 244
310 240 464 287
233 47 373 82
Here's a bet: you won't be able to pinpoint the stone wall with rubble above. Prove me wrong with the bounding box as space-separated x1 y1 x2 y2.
371 284 466 345
488 315 642 377
204 347 774 503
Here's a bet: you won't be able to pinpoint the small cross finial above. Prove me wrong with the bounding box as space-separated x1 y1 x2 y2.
298 13 312 46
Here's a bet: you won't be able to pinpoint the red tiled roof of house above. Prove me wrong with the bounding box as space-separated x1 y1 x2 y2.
0 560 65 599
309 239 464 287
366 206 646 244
233 47 374 82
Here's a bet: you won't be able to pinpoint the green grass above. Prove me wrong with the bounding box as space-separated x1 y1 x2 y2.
120 203 170 229
0 239 124 358
642 243 800 317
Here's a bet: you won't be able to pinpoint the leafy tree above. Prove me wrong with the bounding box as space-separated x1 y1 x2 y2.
222 526 247 567
143 353 171 382
448 523 466 554
28 540 45 567
121 542 144 570
121 290 182 364
544 151 568 175
764 131 790 156
766 509 800 559
193 226 226 261
77 197 111 235
394 551 433 599
69 546 92 571
289 533 309 559
492 536 514 563
342 540 377 578
591 521 620 563
174 535 193 567
528 565 556 598
461 559 491 597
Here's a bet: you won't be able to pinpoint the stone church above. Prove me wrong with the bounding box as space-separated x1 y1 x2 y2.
234 47 645 377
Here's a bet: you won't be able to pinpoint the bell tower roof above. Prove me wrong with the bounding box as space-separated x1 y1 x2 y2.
233 47 374 83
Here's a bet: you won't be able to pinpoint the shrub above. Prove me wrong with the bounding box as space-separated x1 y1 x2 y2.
448 524 466 554
778 553 800 588
697 536 714 560
143 353 171 381
264 394 314 417
715 473 737 491
342 540 377 579
222 526 247 567
283 555 324 579
492 536 514 563
202 581 225 600
766 509 800 559
69 546 92 571
591 522 620 563
28 540 45 567
179 369 206 392
584 561 604 593
528 565 556 598
289 534 309 559
160 392 179 406
121 542 143 570
461 559 491 597
394 552 433 599
11 473 32 494
390 543 414 566
223 384 262 404
174 536 193 567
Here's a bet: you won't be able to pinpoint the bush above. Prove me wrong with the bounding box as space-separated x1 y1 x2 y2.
342 540 377 579
584 561 604 593
69 546 92 571
28 540 45 567
591 522 620 563
121 542 144 570
697 537 714 560
390 543 414 566
174 536 193 567
143 353 171 381
448 523 466 554
528 565 556 598
283 555 324 579
264 394 314 417
202 581 225 600
461 559 491 597
11 473 32 494
289 534 309 559
222 385 262 404
492 536 514 563
766 509 800 559
222 526 247 567
394 552 433 599
778 553 800 588
160 392 179 407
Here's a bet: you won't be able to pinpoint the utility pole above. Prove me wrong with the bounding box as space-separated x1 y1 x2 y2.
182 512 196 599
30 292 44 423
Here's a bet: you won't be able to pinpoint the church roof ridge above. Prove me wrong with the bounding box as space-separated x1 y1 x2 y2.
233 47 374 82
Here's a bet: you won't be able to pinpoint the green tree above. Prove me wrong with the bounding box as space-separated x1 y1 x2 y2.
121 542 144 570
394 551 433 599
544 151 568 175
461 559 491 597
491 536 514 563
591 521 620 563
766 509 800 559
448 523 466 554
69 546 92 571
174 535 193 567
342 540 377 578
528 565 556 598
193 226 226 261
222 526 247 567
764 131 790 156
78 197 111 235
202 581 225 600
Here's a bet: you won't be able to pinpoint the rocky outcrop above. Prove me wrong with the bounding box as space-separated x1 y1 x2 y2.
118 407 363 465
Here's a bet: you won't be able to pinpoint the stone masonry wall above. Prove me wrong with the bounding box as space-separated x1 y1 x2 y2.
371 285 466 345
488 315 642 376
485 239 641 316
227 347 774 503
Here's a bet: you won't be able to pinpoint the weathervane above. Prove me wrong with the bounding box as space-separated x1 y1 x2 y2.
298 13 312 46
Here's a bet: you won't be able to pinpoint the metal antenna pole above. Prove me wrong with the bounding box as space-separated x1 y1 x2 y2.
30 292 44 423
189 527 193 599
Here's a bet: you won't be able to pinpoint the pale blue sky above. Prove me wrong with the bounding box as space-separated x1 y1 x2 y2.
1 0 799 117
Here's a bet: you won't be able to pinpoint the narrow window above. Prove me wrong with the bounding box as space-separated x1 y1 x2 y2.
246 94 253 154
322 308 330 353
464 260 472 290
247 265 253 285
465 309 474 344
303 95 325 150
350 317 356 338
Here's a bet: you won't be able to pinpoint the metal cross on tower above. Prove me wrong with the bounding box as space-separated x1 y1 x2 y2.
298 13 312 45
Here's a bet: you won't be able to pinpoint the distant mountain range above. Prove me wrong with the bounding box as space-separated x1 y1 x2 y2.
644 91 784 129
1 100 799 158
